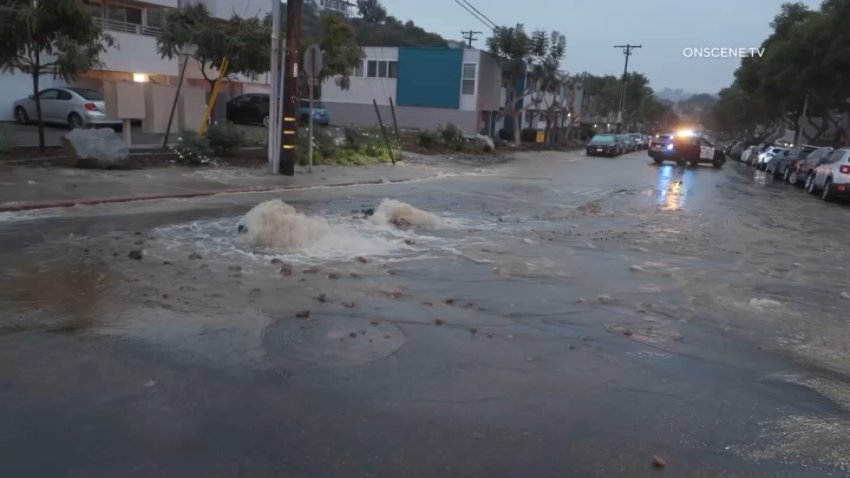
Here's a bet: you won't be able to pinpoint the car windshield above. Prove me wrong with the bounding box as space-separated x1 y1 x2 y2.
591 135 615 144
67 88 103 100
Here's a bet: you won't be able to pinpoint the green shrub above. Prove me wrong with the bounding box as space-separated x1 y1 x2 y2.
172 130 213 165
418 130 439 148
439 123 465 144
206 122 244 157
0 122 15 155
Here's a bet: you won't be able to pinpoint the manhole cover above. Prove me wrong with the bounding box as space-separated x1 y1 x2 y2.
262 315 404 366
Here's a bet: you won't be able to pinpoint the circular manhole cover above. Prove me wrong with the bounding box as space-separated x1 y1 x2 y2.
262 315 404 366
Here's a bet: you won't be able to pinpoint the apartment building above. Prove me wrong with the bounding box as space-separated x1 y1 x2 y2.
0 0 273 121
322 46 503 137
313 0 354 16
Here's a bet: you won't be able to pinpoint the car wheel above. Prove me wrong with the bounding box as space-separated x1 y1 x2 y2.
14 106 29 124
262 115 270 127
821 178 833 202
783 167 793 184
676 158 686 167
805 173 817 195
68 112 84 129
689 160 700 167
653 158 663 165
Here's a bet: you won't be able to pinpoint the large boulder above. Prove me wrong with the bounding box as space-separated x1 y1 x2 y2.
61 128 130 169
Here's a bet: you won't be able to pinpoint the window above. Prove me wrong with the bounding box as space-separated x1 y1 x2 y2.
38 90 59 100
353 61 364 77
366 60 396 79
827 150 844 163
68 88 104 101
107 4 142 24
462 63 476 95
57 90 73 101
146 8 165 28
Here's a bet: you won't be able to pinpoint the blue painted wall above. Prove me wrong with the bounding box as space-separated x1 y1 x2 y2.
397 48 463 109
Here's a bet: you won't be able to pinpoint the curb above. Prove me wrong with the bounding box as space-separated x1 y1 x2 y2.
0 177 410 213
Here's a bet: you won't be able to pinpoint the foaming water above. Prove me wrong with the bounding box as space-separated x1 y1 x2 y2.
151 198 465 265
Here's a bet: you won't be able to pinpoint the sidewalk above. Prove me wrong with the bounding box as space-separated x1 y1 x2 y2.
0 159 464 212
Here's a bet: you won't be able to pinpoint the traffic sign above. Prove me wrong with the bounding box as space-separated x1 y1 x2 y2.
536 130 545 143
304 44 323 84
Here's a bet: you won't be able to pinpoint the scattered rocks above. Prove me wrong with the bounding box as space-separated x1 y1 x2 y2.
295 310 311 319
841 292 850 300
569 345 576 350
342 301 356 309
434 318 445 326
348 332 358 338
445 299 456 305
188 252 203 261
270 258 284 265
228 266 242 272
597 295 613 304
349 272 360 279
469 327 478 334
162 260 173 266
652 455 667 468
303 267 320 274
576 298 588 304
404 239 417 246
422 301 434 307
280 265 294 276
315 293 328 303
328 272 341 280
370 320 380 326
128 250 143 261
356 256 368 264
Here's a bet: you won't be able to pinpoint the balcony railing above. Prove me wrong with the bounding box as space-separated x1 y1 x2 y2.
94 17 162 37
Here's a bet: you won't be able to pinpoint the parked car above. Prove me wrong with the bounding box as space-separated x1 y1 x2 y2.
805 148 850 201
614 134 632 153
786 147 834 185
298 100 330 126
755 146 787 169
586 134 621 157
728 141 745 161
766 144 817 178
740 145 760 164
12 87 120 129
628 133 644 150
226 94 331 127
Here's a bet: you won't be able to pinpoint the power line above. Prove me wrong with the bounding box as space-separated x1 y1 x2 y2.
461 30 483 48
452 0 494 31
460 0 497 29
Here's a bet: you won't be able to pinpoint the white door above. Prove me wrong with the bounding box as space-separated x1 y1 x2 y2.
36 89 61 122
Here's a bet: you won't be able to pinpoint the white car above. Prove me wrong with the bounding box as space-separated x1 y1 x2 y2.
805 147 850 201
755 146 787 169
12 87 120 129
741 146 759 164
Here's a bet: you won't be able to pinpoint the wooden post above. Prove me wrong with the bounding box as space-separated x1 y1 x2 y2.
388 96 402 160
373 99 394 164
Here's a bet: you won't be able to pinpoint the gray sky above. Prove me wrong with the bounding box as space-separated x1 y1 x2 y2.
379 0 822 94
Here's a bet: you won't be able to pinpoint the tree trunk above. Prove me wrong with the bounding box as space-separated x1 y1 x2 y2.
32 53 45 152
512 111 521 145
842 110 850 147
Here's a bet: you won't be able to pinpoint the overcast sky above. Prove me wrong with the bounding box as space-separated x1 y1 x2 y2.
378 0 822 94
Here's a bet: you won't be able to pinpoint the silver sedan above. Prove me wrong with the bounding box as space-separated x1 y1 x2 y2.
805 147 850 201
12 87 120 129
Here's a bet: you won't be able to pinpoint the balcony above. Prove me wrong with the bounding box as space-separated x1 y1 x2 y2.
94 17 162 37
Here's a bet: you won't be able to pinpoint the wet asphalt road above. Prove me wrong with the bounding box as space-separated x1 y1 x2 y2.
2 150 850 477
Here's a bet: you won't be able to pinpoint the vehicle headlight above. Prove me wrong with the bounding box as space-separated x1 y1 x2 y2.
666 144 674 151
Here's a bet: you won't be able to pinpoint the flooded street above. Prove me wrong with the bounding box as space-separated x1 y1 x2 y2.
2 151 850 477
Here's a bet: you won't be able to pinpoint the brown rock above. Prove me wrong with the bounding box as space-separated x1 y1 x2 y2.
342 302 356 309
349 272 360 279
469 327 478 334
315 293 328 303
270 258 283 265
328 272 341 280
445 299 456 305
188 252 203 260
356 256 368 264
652 455 666 468
434 318 445 326
295 310 311 319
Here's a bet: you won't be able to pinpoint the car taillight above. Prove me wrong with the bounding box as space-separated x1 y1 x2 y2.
84 103 98 111
840 165 850 175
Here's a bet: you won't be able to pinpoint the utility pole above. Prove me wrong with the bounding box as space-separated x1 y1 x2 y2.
280 0 302 176
614 44 641 133
461 30 482 48
268 0 281 174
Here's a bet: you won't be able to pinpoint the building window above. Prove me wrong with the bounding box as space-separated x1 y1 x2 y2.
366 60 397 79
352 61 364 77
462 63 476 95
146 8 165 28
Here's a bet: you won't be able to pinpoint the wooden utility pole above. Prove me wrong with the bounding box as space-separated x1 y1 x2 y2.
280 0 302 176
614 44 641 133
461 30 482 48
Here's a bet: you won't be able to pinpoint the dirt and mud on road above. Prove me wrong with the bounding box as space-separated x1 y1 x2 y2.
1 151 849 477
